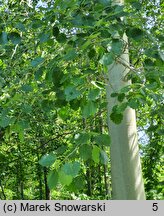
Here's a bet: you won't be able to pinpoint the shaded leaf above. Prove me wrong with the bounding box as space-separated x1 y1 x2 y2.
63 49 77 61
53 26 59 37
88 88 100 101
111 92 118 97
21 84 33 93
56 33 67 43
128 98 140 109
117 93 125 102
126 28 144 41
8 32 21 44
0 116 11 128
0 32 8 45
94 134 111 146
31 57 44 67
110 112 123 124
111 39 123 55
79 144 92 161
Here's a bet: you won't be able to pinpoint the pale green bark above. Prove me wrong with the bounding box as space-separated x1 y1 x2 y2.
106 0 146 199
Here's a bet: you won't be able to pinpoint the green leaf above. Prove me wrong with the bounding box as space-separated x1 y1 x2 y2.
31 57 44 67
56 145 67 155
53 26 60 37
110 103 128 119
58 107 70 120
94 134 111 146
117 102 128 112
8 32 21 44
0 116 11 128
92 146 100 163
82 101 97 118
0 32 8 45
71 14 83 26
75 133 90 145
68 176 85 192
0 153 6 160
64 85 81 101
131 2 142 10
98 0 111 6
61 161 80 177
88 48 96 59
47 171 58 189
120 85 131 93
63 49 77 61
15 22 26 32
99 53 114 66
58 171 73 186
88 89 100 101
117 93 125 102
39 33 50 43
18 120 30 130
145 82 158 90
79 144 92 161
128 98 140 109
56 33 67 43
157 129 164 135
22 104 32 113
35 68 44 80
21 84 33 93
39 153 56 167
111 39 123 55
126 28 144 41
111 92 118 97
110 112 123 124
100 150 108 165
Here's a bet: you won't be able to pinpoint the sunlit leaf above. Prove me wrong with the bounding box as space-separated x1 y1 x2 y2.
47 171 58 189
79 144 92 161
58 171 73 186
92 146 100 163
82 101 98 118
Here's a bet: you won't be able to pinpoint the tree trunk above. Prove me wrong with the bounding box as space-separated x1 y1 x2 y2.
106 0 146 199
43 167 50 200
0 179 6 199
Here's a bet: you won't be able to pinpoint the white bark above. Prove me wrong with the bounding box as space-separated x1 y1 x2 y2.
106 0 146 199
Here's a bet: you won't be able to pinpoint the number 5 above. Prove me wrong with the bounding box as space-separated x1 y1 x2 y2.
152 203 158 211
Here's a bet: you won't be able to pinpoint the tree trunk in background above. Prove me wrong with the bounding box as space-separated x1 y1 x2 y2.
106 0 146 199
37 153 43 200
43 167 50 200
0 179 6 199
